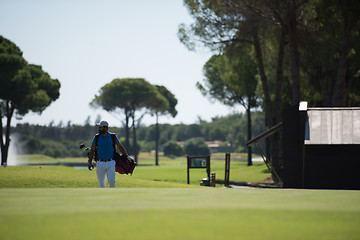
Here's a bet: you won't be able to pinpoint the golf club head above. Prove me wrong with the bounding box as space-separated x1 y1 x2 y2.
79 143 86 149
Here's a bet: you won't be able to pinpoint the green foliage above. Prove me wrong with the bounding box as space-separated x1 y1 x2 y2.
0 57 60 116
91 78 168 113
0 35 61 165
163 141 184 157
15 135 41 154
184 137 210 155
154 85 178 117
300 0 360 106
180 0 360 107
12 112 265 157
0 35 26 98
199 52 259 109
39 139 68 158
16 64 60 115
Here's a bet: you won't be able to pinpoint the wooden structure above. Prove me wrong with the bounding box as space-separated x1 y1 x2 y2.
246 123 283 184
247 102 360 189
282 103 360 189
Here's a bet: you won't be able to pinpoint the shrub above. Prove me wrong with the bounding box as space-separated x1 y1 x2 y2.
163 141 184 157
184 138 210 156
15 135 42 154
139 140 155 152
42 148 55 157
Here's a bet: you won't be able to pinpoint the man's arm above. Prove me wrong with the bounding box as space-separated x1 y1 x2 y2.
116 141 128 156
88 143 96 170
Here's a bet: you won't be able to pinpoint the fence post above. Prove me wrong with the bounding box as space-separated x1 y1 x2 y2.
211 172 216 187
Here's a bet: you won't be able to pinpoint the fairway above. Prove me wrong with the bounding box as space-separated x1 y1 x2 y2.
1 156 359 239
0 188 359 240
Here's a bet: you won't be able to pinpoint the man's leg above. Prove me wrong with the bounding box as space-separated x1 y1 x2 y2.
96 162 107 188
107 160 116 188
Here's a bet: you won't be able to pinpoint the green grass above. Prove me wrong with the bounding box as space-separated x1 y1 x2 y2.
0 188 359 240
12 154 89 165
1 154 359 240
0 165 198 188
1 153 270 188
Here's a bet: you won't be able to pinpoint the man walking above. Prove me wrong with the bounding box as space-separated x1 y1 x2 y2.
88 121 128 188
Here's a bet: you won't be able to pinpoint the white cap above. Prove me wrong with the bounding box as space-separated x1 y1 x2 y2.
96 121 109 127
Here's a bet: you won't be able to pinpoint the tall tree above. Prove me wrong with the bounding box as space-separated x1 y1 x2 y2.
153 85 177 165
178 0 286 175
0 36 61 165
329 0 360 106
302 0 360 106
198 50 259 165
179 0 360 180
90 78 168 162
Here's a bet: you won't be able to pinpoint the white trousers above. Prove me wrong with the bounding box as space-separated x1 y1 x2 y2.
96 160 116 188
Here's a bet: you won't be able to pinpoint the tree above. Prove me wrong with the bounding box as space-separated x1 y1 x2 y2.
184 138 210 155
152 85 178 165
163 141 184 157
90 78 168 162
302 0 360 106
178 0 287 174
0 36 25 165
0 36 61 165
198 50 259 165
328 0 360 106
17 135 42 154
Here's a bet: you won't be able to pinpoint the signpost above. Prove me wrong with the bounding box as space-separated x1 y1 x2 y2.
224 153 231 187
187 156 210 185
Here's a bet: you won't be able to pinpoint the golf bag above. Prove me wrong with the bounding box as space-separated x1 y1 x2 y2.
114 153 136 175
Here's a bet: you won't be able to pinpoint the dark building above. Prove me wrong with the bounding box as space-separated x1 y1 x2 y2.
282 102 360 190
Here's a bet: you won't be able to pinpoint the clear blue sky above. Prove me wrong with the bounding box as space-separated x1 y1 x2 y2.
0 0 240 127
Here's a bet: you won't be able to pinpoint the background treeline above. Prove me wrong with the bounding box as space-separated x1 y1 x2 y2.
11 112 264 158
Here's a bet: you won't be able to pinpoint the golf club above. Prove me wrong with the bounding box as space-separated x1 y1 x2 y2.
79 143 90 151
79 143 94 170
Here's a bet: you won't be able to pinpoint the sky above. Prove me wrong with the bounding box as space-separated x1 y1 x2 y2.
0 0 241 127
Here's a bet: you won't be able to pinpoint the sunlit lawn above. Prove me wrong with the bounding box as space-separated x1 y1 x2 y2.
0 188 359 240
1 153 358 240
2 152 269 187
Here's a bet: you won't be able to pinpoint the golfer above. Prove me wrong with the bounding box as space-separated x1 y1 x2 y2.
88 121 128 188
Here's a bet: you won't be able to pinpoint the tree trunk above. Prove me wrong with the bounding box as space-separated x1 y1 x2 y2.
286 2 301 105
0 100 15 166
253 31 272 159
253 31 271 126
319 72 333 106
274 27 286 124
271 26 286 177
124 109 130 151
332 27 351 106
344 74 354 106
246 106 252 166
131 112 138 163
155 113 159 166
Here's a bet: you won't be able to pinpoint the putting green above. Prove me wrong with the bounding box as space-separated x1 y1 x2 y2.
0 188 359 240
